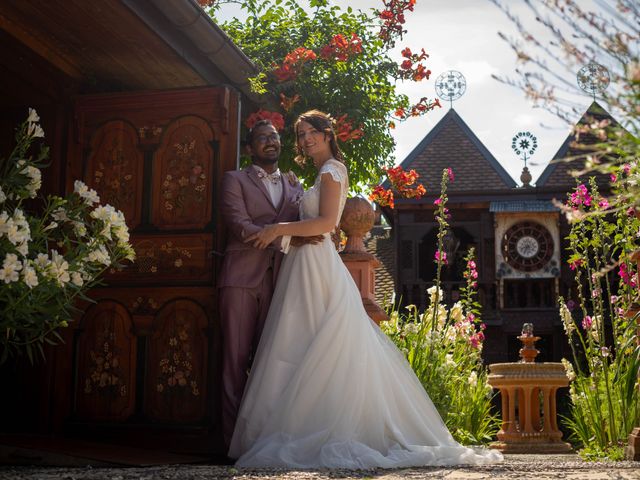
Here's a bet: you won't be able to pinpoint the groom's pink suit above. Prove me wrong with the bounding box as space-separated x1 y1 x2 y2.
218 165 303 449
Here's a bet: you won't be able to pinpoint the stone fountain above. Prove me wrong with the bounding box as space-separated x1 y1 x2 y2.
487 323 572 453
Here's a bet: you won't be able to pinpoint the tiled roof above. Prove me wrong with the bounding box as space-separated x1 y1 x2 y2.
536 101 618 188
365 226 396 306
385 109 517 194
490 200 559 212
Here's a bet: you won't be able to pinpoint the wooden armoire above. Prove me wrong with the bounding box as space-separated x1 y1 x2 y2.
48 86 238 454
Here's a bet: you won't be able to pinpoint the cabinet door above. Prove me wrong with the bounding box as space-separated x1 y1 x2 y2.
67 87 237 440
75 301 136 421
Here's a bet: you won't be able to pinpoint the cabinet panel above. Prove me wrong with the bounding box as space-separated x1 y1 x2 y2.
145 299 209 423
152 116 215 230
75 301 136 421
84 120 144 229
107 233 213 285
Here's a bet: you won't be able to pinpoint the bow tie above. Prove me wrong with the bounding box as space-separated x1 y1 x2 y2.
257 169 281 184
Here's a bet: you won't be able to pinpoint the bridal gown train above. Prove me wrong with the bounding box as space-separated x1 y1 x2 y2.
229 159 502 468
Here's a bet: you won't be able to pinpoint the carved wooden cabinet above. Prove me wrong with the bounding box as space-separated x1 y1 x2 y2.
63 87 238 448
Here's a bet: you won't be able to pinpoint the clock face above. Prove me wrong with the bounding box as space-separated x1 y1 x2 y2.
502 221 553 272
516 236 539 258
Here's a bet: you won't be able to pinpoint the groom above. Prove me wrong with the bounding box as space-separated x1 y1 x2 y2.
218 119 313 450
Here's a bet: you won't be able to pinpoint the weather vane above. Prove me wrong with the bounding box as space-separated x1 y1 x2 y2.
435 70 466 108
577 62 610 101
512 131 538 187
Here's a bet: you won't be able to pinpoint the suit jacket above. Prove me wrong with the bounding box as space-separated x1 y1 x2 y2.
218 166 303 289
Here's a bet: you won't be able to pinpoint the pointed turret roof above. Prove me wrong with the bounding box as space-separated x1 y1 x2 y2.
536 101 618 188
387 109 517 196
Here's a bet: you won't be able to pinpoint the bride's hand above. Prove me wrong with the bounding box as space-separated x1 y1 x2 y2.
245 224 280 249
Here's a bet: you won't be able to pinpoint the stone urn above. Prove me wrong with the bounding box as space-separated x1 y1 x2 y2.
338 197 388 324
339 197 376 253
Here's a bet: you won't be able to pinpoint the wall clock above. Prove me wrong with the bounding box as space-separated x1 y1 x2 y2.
501 221 553 272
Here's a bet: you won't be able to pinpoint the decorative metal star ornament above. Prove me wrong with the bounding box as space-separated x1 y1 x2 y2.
435 70 466 108
577 62 610 101
512 131 538 188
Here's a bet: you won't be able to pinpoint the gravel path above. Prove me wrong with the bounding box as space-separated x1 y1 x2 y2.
1 455 639 479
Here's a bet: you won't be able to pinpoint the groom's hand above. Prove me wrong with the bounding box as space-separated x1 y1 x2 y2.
290 235 324 247
245 224 280 249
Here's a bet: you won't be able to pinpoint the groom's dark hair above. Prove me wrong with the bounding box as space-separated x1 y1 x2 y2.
246 119 275 145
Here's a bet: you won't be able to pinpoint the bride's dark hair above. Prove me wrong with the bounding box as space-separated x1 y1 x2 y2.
294 109 345 165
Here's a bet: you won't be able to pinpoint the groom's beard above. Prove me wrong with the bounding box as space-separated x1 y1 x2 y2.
253 155 279 169
257 156 278 164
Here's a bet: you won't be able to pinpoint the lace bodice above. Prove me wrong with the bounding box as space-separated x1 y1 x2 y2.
300 159 348 231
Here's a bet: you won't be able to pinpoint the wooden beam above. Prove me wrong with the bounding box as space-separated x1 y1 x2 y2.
0 10 84 80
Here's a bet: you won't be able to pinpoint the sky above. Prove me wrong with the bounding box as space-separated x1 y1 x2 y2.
216 0 603 185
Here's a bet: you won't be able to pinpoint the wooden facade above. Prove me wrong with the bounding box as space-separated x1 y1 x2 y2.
380 104 614 366
0 0 257 457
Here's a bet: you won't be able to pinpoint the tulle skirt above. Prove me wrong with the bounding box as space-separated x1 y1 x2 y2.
229 237 502 468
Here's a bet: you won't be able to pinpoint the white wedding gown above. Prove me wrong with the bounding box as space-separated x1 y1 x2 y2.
229 159 502 468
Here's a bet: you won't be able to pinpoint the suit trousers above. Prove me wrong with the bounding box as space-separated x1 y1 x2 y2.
220 267 275 451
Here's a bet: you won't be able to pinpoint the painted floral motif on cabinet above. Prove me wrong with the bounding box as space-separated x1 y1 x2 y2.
106 234 212 284
75 301 136 421
145 299 208 422
85 120 144 230
152 116 215 229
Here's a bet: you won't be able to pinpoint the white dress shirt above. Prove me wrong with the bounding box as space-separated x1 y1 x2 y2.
253 165 291 253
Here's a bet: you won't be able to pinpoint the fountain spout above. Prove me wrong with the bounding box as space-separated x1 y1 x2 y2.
518 322 540 363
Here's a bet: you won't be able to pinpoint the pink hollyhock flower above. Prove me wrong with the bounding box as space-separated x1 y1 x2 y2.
446 167 454 182
434 250 447 264
569 259 583 270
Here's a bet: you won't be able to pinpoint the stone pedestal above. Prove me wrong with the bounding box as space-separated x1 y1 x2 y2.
339 197 388 325
626 271 640 461
627 428 640 461
340 251 388 324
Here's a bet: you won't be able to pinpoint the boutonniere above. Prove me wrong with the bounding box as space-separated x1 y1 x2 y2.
285 170 300 186
292 190 304 206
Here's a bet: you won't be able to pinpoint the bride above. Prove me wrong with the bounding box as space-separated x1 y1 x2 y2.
229 109 502 468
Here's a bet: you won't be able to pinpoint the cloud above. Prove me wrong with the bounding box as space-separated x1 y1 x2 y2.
450 60 498 85
513 113 537 128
